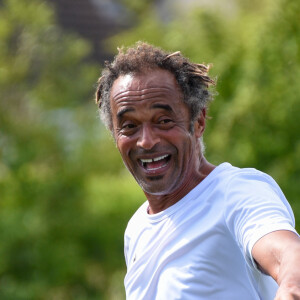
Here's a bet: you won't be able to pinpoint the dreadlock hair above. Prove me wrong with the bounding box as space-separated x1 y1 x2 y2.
95 41 216 137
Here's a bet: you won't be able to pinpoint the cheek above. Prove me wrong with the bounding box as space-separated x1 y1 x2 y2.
179 135 196 160
117 136 134 159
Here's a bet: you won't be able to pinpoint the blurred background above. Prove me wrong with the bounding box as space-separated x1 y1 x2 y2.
0 0 299 298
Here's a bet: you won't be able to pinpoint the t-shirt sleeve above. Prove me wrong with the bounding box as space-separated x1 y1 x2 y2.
224 170 297 270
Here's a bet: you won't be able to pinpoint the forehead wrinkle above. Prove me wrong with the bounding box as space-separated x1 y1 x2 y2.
112 87 174 101
114 92 170 106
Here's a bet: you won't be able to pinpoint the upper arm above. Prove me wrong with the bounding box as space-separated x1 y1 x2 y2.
252 230 300 282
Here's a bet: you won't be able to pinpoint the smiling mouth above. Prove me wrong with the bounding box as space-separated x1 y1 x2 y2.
139 154 171 171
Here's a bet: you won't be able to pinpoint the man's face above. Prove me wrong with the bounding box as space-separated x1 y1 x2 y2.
110 69 204 196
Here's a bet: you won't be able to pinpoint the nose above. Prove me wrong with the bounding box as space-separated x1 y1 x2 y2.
137 123 160 150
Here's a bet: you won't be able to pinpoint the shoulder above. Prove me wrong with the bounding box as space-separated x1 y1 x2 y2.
219 163 294 228
217 163 283 196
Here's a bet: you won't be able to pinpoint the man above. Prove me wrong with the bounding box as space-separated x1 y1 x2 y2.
95 42 300 299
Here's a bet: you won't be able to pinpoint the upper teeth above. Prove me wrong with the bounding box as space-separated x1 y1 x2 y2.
140 154 168 163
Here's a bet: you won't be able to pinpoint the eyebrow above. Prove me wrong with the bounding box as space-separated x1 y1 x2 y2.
117 107 135 120
116 103 173 121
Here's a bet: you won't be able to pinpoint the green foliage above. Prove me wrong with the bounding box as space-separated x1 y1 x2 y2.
108 0 300 230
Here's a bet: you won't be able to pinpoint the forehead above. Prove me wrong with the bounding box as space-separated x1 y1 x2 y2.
110 69 182 102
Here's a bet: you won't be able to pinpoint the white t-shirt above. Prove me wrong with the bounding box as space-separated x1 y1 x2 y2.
124 163 297 300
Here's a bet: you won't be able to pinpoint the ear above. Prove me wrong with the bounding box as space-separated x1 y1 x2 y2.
193 108 206 138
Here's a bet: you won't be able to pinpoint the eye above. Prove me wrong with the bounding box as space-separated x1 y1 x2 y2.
157 117 174 129
159 118 172 124
119 121 138 135
122 123 136 129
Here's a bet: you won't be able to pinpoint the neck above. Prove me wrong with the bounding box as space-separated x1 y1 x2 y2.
145 156 215 214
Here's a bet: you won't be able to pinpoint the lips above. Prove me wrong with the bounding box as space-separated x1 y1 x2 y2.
139 154 171 171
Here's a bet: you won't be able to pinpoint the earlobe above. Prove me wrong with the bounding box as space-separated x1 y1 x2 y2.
194 109 206 138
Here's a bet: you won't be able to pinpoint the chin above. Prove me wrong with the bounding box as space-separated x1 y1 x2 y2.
138 180 174 196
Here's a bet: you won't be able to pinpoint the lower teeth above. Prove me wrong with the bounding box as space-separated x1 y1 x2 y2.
148 163 167 171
